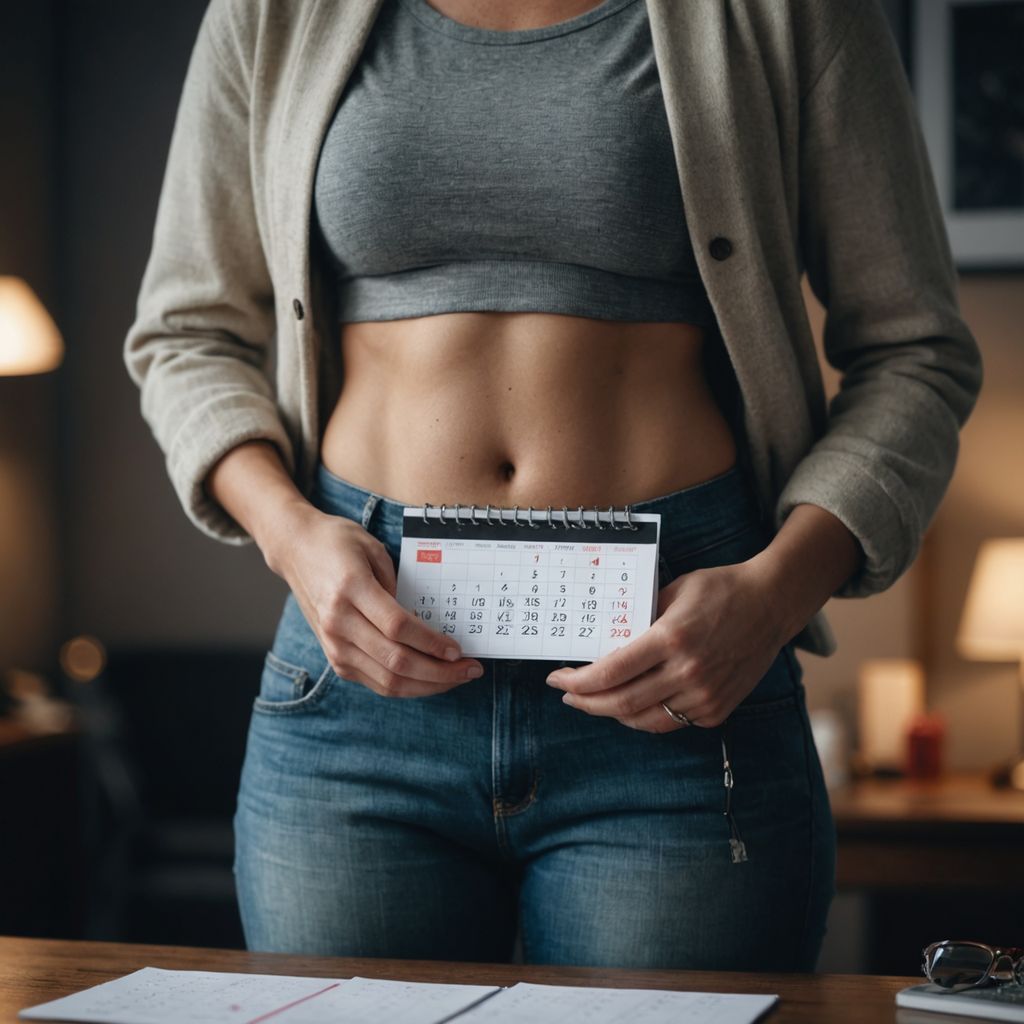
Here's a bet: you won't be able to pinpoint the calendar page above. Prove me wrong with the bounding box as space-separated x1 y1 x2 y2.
395 508 661 662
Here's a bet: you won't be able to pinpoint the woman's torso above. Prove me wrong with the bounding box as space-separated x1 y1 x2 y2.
317 0 738 509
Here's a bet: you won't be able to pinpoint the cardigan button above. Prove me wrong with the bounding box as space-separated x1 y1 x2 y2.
292 298 304 320
709 236 733 261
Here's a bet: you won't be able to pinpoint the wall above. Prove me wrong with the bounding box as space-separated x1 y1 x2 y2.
57 0 288 652
0 1 61 672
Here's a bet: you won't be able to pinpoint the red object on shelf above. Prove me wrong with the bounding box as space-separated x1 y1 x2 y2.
906 712 946 779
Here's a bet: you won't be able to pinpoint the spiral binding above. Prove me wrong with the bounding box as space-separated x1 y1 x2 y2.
419 502 639 531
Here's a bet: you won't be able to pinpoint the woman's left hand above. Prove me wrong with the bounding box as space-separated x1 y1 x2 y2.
545 559 792 732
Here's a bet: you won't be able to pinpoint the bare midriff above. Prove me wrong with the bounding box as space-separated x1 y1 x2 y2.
318 312 739 510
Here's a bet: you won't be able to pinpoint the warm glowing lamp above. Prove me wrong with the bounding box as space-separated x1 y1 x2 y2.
957 538 1024 788
0 276 64 375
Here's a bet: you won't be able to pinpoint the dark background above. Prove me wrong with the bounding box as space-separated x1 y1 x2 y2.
0 0 286 676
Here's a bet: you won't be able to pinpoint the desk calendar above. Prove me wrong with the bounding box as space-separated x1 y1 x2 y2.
395 506 662 662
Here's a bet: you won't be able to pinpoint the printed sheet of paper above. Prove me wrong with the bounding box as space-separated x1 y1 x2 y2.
396 509 661 661
451 983 778 1024
18 968 499 1024
271 977 500 1024
19 969 776 1024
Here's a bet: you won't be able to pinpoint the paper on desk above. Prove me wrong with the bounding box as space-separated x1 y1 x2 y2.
18 967 776 1024
451 982 778 1024
17 967 500 1024
271 977 501 1023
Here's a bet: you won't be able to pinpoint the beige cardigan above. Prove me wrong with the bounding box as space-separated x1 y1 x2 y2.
123 0 984 657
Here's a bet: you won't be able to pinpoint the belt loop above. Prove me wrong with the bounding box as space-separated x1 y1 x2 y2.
361 493 381 530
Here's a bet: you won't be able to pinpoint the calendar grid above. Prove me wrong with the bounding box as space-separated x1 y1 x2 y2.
395 511 661 663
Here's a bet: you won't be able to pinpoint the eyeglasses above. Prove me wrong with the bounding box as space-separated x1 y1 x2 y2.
922 940 1024 992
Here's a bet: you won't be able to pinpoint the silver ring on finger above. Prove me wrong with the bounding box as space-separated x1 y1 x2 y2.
660 700 692 727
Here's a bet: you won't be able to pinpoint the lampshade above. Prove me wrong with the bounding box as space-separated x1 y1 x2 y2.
957 538 1024 661
0 276 64 375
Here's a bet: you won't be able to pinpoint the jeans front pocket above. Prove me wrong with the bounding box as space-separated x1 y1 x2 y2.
657 521 765 590
253 650 337 714
728 640 804 715
253 593 338 715
260 651 308 702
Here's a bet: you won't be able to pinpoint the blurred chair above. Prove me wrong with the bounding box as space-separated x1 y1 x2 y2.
80 648 262 949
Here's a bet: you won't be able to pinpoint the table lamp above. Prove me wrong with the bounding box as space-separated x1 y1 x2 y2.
956 538 1024 789
0 276 64 375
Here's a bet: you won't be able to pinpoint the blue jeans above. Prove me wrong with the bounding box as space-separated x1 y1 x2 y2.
233 460 836 969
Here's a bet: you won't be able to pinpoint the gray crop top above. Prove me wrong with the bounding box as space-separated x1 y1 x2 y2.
313 0 717 327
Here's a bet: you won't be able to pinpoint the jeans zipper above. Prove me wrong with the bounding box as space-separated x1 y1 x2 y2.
721 721 748 864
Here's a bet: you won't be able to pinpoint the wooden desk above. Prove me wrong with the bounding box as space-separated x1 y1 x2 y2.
0 935 927 1024
831 772 1024 976
832 772 1024 889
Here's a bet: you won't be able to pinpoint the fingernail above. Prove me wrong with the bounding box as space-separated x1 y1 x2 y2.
444 647 460 661
562 693 576 706
466 665 484 680
546 674 563 686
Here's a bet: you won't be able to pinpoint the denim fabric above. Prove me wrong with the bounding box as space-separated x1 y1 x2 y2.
232 461 836 969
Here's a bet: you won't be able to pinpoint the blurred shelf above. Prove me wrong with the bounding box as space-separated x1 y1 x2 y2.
833 772 1024 889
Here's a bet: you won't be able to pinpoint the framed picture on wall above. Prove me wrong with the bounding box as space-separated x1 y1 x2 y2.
911 0 1024 272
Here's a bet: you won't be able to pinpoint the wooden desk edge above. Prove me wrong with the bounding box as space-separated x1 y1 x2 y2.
0 935 923 1024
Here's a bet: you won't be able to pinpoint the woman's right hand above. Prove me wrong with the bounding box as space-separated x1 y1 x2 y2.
202 439 479 697
266 502 484 698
